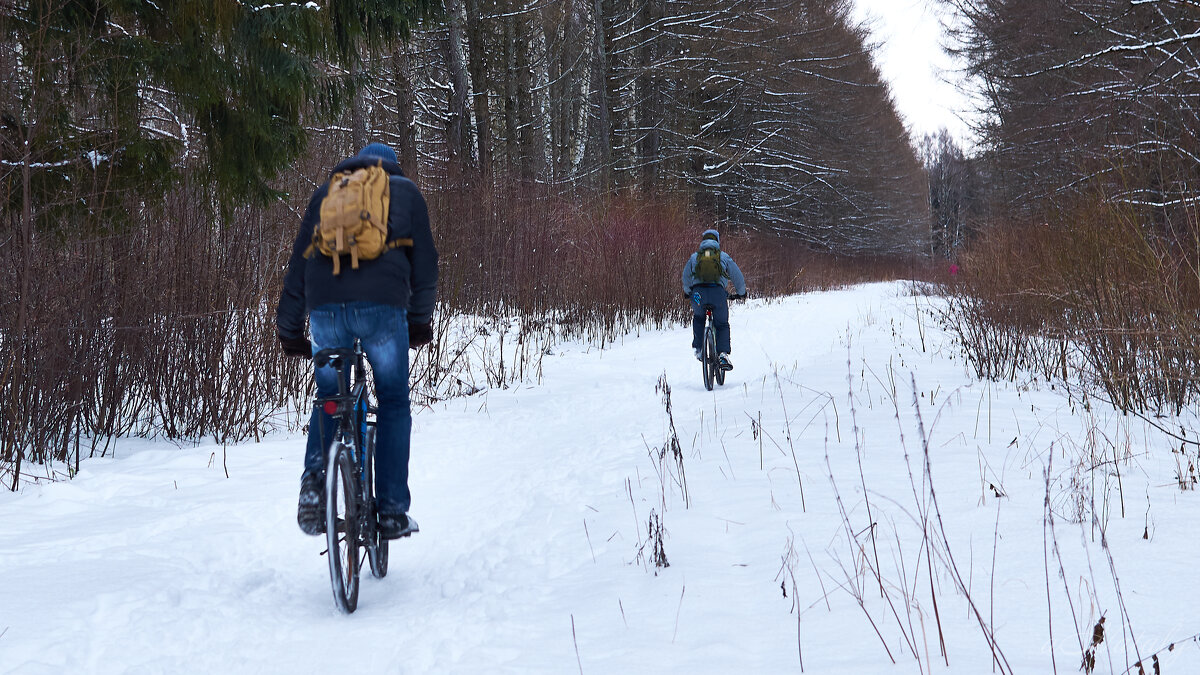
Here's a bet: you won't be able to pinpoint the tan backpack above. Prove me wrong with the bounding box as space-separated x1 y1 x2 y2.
306 161 411 274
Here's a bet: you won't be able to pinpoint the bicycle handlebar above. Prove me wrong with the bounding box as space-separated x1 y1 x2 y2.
685 291 748 301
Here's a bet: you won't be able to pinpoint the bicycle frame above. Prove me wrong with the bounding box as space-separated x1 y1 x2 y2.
313 342 387 613
316 344 380 480
694 291 732 390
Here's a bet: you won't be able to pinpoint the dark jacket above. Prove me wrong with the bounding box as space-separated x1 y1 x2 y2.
276 156 438 340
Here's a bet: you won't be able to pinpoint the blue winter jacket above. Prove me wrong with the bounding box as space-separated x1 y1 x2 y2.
681 230 746 296
276 156 438 339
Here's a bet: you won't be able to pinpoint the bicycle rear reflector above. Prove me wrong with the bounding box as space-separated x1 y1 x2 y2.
323 401 339 416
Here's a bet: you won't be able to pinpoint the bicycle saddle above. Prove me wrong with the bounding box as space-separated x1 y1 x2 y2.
313 347 358 369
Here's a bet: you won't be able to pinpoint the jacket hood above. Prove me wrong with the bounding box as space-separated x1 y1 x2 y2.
701 229 720 244
699 239 720 253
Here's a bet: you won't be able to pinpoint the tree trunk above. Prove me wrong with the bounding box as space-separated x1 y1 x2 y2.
503 12 519 175
514 10 539 179
636 0 661 191
392 44 420 182
541 7 563 182
10 137 33 490
464 0 493 177
444 0 475 169
590 0 611 188
350 58 368 151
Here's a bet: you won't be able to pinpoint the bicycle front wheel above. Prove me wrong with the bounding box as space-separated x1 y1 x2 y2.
326 443 361 613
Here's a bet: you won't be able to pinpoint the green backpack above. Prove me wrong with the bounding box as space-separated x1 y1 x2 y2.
695 245 725 283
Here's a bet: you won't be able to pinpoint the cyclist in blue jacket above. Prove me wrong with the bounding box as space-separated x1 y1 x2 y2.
276 142 437 540
681 229 747 371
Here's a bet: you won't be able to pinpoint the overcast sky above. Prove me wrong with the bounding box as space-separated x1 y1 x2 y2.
849 0 979 147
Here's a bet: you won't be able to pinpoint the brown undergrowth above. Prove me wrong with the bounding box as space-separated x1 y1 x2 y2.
943 200 1200 414
2 167 929 487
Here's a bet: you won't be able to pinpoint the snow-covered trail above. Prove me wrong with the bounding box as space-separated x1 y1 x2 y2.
4 283 1200 674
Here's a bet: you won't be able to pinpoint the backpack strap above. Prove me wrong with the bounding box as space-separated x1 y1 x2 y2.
302 238 413 261
302 223 320 259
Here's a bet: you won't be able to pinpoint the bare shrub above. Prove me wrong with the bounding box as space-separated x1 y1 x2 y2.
427 179 700 343
0 180 307 487
943 200 1200 414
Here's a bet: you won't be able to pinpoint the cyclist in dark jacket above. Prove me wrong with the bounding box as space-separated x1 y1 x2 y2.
682 229 746 371
276 142 437 540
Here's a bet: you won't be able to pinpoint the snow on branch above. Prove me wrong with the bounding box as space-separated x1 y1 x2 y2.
0 158 74 168
1012 30 1200 78
244 1 320 12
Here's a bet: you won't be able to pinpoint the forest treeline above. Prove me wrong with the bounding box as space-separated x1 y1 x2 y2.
0 0 929 485
375 0 929 253
932 0 1200 414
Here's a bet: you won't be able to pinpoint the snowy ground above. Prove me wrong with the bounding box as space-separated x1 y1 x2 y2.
4 282 1200 674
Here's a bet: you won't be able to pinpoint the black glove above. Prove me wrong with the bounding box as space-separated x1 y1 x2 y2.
279 332 312 359
682 292 691 299
409 321 433 348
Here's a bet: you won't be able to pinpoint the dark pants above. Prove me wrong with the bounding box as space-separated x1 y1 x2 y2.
305 302 413 516
690 285 730 354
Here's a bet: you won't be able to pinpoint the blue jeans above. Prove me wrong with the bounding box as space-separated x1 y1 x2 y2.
305 302 412 516
691 285 731 354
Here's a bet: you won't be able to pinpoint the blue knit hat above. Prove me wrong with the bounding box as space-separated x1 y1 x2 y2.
701 229 720 243
357 142 397 164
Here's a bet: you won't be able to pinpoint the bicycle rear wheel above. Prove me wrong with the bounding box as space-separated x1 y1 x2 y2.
364 427 389 579
702 323 716 391
326 442 361 613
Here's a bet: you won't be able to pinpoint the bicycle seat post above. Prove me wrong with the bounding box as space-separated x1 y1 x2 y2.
353 341 366 390
313 348 357 398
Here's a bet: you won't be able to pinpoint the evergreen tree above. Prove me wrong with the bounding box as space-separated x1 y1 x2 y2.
0 0 435 224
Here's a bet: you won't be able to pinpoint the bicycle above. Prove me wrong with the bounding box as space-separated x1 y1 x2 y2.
699 298 730 391
313 342 389 613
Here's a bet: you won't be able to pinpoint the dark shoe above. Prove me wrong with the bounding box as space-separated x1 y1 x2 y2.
378 513 419 539
297 472 325 536
718 353 733 371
